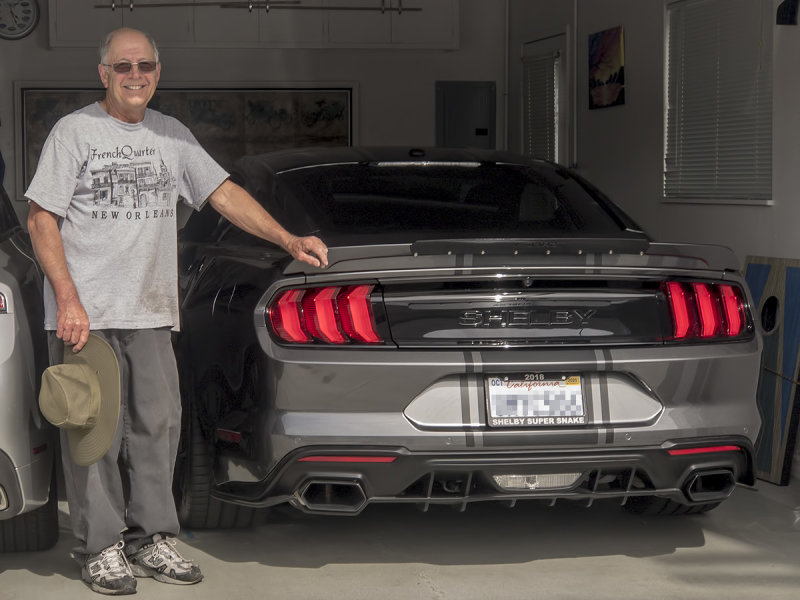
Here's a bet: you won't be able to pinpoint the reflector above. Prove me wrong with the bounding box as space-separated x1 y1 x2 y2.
668 445 741 456
297 455 396 463
216 429 243 443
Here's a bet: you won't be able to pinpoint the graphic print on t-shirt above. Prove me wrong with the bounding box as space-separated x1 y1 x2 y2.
89 152 176 213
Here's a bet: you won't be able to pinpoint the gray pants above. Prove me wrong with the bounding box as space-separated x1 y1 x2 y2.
49 329 182 556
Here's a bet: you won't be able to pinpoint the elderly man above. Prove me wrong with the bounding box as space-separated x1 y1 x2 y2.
25 27 327 595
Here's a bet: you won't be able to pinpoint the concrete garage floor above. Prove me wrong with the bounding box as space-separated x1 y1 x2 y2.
1 481 798 600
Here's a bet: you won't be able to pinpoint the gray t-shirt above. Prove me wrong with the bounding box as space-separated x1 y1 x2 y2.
25 102 229 331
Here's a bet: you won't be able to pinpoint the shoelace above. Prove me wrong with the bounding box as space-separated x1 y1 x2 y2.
147 538 193 568
94 541 132 576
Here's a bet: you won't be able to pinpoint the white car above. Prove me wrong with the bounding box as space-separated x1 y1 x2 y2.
0 183 57 552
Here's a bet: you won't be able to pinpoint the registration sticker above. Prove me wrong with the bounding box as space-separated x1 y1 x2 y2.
487 374 585 427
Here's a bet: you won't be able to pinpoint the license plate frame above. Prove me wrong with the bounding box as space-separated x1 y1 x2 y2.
486 373 585 427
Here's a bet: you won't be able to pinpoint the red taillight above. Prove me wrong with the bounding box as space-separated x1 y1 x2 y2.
692 283 722 338
667 445 741 456
268 285 383 345
665 281 692 339
663 281 749 341
269 289 310 343
338 285 382 343
302 287 346 343
719 284 744 336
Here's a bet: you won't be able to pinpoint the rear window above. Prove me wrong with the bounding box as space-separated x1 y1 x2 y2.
222 162 638 245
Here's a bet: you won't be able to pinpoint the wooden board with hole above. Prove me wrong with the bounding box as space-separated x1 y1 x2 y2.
745 256 800 484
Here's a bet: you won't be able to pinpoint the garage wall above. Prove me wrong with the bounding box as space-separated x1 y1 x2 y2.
510 0 800 275
510 0 800 481
506 0 575 157
0 0 507 212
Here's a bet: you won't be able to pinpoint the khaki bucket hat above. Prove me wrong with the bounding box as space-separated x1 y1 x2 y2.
38 333 121 466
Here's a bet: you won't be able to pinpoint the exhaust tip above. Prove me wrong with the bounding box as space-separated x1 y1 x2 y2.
296 479 367 513
684 469 736 503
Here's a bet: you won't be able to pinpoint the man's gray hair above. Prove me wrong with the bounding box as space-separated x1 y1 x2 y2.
99 28 160 64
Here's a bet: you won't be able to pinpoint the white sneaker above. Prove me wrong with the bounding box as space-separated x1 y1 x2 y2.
81 541 137 595
127 534 203 585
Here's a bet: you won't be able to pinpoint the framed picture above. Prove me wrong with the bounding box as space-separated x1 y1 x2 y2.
588 26 625 109
15 83 354 200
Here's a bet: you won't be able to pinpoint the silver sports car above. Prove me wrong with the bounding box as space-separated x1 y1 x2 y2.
173 147 762 528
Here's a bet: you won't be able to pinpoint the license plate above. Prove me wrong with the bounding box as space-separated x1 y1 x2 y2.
487 374 585 427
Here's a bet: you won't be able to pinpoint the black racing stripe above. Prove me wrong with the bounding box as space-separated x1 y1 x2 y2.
600 372 613 444
602 349 614 370
474 352 487 424
601 350 614 444
476 380 487 424
463 351 476 376
583 374 595 424
462 352 475 447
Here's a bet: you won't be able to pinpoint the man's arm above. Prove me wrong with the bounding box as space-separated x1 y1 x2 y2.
207 179 329 268
27 202 90 352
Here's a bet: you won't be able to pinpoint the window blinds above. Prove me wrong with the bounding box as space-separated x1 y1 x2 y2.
522 51 560 162
664 0 772 203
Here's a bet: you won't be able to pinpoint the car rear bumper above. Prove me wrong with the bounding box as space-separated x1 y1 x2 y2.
0 449 53 519
210 437 756 513
200 330 762 512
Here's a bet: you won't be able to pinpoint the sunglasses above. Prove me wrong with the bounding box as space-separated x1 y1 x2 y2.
102 61 158 74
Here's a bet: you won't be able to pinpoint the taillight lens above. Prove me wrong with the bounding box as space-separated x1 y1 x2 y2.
269 289 310 343
692 283 722 338
302 287 346 343
338 285 382 343
268 284 382 345
719 284 744 336
662 281 748 341
664 281 694 339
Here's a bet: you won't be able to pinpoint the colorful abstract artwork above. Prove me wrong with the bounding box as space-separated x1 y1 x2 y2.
588 26 625 110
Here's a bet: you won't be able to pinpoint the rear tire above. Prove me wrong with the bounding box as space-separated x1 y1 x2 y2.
624 496 721 516
174 379 259 529
0 464 59 552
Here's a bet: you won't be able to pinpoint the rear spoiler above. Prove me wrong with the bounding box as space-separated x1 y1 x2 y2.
646 243 741 272
283 240 741 275
410 237 649 257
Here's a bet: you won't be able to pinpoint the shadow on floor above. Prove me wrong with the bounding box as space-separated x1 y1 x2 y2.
182 496 708 569
3 481 798 581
